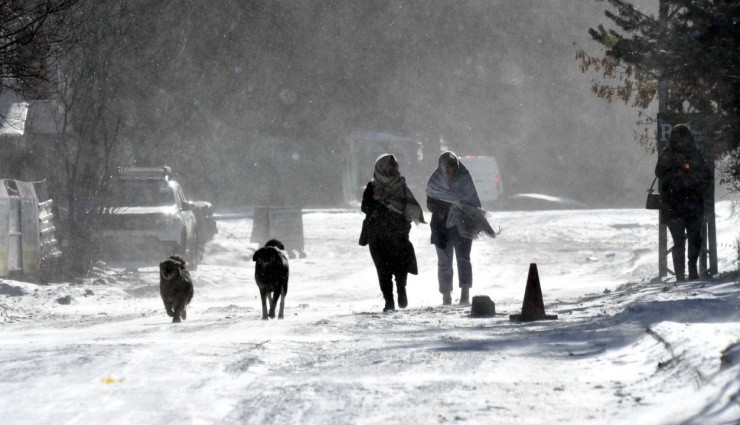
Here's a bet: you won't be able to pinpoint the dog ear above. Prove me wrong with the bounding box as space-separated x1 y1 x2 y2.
252 248 261 262
177 265 189 282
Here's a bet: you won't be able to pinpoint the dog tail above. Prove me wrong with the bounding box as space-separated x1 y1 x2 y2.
168 254 188 268
264 239 285 250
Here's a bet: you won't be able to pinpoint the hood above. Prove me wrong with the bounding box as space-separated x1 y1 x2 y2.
437 151 459 174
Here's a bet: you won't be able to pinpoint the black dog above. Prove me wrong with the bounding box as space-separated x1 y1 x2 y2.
252 239 289 320
159 254 194 323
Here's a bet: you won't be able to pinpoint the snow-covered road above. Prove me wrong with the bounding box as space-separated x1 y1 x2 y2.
1 204 739 424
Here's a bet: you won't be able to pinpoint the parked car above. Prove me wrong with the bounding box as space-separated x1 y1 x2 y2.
506 193 589 210
97 166 216 266
461 155 504 208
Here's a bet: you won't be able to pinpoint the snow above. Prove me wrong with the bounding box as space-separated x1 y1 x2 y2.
1 203 739 424
0 102 28 136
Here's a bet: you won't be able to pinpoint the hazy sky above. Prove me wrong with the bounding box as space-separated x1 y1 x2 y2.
12 1 663 207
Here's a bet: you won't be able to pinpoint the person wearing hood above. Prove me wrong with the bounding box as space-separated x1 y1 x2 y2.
655 124 711 281
426 151 495 305
361 154 425 312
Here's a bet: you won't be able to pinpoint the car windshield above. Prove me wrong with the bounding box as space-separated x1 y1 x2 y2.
109 181 176 207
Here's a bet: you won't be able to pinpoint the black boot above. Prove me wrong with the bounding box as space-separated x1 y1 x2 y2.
379 275 394 312
383 298 395 312
675 266 686 282
397 286 408 309
688 263 699 280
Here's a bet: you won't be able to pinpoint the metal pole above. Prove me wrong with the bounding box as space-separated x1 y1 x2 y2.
657 0 669 278
700 214 708 275
707 161 718 276
697 117 718 277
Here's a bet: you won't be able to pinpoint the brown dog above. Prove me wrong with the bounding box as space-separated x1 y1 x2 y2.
159 254 193 323
252 239 289 320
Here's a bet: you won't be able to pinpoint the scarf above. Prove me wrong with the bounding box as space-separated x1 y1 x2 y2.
425 151 481 206
426 151 494 239
373 154 425 223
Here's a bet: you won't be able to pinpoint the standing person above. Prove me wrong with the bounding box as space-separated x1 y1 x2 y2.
361 154 425 312
655 124 711 281
426 151 495 306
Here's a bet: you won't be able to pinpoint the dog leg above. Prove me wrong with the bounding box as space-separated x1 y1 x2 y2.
172 297 188 323
277 286 286 319
172 305 182 323
260 288 269 320
268 290 278 319
164 300 174 317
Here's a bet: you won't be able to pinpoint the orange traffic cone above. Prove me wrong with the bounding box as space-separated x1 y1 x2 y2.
509 263 558 321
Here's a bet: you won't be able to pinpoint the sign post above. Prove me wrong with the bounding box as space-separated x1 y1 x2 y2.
657 0 669 278
655 1 718 279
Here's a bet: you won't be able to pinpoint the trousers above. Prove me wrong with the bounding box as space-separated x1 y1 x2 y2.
667 214 703 277
369 239 408 300
435 227 473 294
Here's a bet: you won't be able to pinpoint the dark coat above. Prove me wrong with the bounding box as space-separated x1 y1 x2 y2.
655 146 711 219
427 197 451 249
361 182 417 274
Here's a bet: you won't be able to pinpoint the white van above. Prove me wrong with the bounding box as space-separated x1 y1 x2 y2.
460 155 504 207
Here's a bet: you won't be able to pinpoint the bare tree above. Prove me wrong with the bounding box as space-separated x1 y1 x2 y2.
0 0 79 98
38 0 130 273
